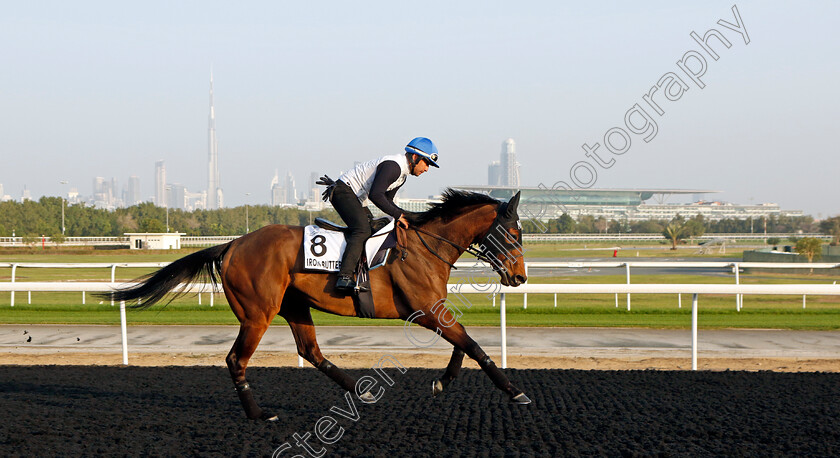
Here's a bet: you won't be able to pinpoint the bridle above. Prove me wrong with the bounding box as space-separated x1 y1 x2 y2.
396 203 522 274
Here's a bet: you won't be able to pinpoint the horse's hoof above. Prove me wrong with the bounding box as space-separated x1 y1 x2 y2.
432 379 444 397
511 393 531 405
261 412 279 422
359 391 376 403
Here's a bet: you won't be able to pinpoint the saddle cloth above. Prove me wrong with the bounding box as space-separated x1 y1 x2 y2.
303 220 396 272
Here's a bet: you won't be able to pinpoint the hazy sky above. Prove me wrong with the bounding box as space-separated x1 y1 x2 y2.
1 1 838 217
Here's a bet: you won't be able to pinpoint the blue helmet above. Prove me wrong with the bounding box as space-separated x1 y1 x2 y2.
405 137 439 168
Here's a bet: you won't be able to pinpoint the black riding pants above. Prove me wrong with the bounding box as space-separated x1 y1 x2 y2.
330 181 372 277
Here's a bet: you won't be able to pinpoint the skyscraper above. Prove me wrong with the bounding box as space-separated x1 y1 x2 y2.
500 138 521 187
309 172 319 202
488 161 502 186
110 177 119 207
207 71 223 209
155 161 166 207
487 139 520 186
285 172 297 205
127 175 141 206
92 177 107 208
170 184 187 210
270 170 284 206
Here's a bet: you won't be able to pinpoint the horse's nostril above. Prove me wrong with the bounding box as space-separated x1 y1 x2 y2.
515 275 527 284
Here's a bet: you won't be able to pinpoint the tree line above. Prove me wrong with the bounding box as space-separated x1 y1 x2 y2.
0 197 339 238
523 213 840 250
522 213 837 237
1 198 838 244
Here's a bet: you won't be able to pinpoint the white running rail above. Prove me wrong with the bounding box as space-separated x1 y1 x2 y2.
1 281 839 370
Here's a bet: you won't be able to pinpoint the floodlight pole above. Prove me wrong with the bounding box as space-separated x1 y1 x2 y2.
60 180 68 235
245 192 251 233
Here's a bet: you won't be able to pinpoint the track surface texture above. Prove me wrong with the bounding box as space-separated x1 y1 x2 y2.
1 366 839 457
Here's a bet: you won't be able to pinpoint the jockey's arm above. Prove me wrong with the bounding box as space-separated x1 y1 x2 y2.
368 161 407 222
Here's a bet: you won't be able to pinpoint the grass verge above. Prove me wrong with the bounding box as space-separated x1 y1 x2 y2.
1 289 838 329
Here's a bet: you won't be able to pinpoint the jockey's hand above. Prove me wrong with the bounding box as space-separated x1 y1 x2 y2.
397 215 410 229
315 175 335 186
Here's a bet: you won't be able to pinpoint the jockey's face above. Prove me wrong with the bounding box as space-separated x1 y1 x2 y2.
410 154 430 176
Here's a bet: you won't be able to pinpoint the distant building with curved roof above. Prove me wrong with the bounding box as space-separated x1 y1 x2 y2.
451 185 803 222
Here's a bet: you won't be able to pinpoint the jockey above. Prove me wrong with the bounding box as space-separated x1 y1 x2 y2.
327 137 439 292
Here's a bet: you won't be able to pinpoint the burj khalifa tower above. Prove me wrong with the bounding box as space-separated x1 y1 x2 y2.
207 71 223 209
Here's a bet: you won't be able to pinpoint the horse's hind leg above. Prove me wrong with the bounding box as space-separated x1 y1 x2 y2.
282 306 358 393
432 348 465 396
226 320 276 420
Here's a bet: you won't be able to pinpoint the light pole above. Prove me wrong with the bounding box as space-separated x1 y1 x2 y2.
59 180 68 235
245 193 251 233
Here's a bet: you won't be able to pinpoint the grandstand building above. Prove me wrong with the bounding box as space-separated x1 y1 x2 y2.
451 186 803 222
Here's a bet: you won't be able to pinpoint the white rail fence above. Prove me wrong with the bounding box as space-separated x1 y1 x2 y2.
4 261 838 310
522 233 832 242
0 233 830 247
1 279 839 370
0 262 219 307
453 261 840 311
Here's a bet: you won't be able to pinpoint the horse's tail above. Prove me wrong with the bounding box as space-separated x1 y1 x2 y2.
102 243 232 310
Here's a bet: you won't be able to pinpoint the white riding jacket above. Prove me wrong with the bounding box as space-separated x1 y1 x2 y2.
337 154 410 205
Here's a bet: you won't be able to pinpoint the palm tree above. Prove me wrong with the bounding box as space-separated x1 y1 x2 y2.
662 223 686 250
795 237 823 274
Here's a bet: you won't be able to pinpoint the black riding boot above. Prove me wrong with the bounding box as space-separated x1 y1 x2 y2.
330 181 372 292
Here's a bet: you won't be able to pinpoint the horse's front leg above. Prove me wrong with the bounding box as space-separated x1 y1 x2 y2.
414 312 530 404
432 348 464 397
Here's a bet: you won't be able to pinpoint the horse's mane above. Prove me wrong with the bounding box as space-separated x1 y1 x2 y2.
405 188 501 226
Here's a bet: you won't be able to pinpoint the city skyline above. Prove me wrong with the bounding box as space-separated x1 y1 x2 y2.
0 143 816 218
0 124 823 217
1 2 838 218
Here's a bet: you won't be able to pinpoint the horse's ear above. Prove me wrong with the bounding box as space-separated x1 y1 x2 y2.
504 191 521 219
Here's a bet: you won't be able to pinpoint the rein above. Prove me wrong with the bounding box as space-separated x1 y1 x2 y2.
406 225 498 270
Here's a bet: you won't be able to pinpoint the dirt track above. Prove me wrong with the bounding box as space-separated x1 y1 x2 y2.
1 365 838 456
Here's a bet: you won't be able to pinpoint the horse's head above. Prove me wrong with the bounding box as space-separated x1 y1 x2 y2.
475 192 527 287
406 189 527 286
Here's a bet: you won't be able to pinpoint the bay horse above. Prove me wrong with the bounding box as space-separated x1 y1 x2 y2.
108 189 530 420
